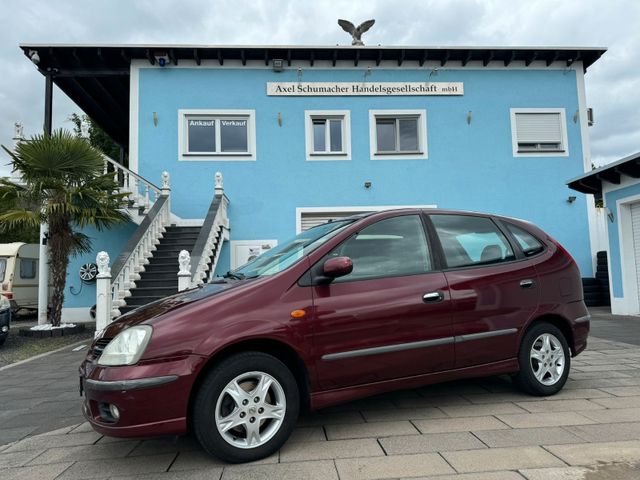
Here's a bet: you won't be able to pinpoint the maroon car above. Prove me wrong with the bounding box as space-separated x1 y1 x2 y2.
79 209 589 463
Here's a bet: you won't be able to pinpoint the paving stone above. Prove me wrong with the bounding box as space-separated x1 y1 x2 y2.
581 407 640 423
572 364 638 372
169 449 277 469
287 426 326 443
69 422 96 434
591 395 640 409
335 453 454 479
462 392 536 404
296 411 365 426
361 407 447 422
412 416 511 434
569 371 631 379
442 445 565 473
545 440 640 466
0 462 74 480
111 471 220 480
519 466 591 480
3 431 102 453
601 386 640 397
279 438 383 462
515 399 604 413
440 402 528 418
496 412 595 428
127 436 199 456
56 453 177 479
222 460 338 480
27 441 138 465
565 422 640 442
473 427 584 447
393 395 471 408
410 473 526 480
325 420 418 440
0 449 46 468
380 431 486 454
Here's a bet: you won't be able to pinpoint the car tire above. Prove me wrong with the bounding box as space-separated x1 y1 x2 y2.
513 322 570 396
193 352 299 463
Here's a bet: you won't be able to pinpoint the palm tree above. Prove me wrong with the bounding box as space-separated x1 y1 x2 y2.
0 130 129 326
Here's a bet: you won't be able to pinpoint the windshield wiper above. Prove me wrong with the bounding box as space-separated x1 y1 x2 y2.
223 271 245 280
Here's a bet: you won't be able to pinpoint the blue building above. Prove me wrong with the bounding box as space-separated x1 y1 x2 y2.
20 44 606 322
569 152 640 316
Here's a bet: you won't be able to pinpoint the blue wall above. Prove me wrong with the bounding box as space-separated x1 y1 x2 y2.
64 221 138 309
605 183 640 298
135 66 591 277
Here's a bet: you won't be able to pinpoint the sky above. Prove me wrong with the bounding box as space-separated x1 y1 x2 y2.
0 0 638 177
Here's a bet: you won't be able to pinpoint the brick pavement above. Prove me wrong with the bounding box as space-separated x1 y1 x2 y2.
1 313 640 479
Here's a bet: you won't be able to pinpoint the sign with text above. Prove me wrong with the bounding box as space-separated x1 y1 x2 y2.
267 82 464 96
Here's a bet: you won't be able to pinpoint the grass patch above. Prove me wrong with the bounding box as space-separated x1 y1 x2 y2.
0 329 93 368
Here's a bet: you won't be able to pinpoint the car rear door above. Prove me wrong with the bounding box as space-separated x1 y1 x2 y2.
310 214 454 390
428 214 539 368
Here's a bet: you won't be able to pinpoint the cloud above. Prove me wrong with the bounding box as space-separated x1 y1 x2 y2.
1 0 638 177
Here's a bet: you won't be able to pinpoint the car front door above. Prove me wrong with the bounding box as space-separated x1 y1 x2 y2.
310 214 454 390
428 214 539 368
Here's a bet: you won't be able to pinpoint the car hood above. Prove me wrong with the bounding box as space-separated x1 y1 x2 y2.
103 279 248 336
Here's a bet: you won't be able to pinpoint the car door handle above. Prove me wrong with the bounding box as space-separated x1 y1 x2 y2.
520 279 535 288
423 292 444 303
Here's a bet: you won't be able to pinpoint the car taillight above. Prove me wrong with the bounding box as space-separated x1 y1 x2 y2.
553 238 577 266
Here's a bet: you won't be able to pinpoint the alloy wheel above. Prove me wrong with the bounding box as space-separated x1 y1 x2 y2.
530 333 565 386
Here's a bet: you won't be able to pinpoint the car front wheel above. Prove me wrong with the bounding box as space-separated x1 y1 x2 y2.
193 352 299 463
514 322 570 396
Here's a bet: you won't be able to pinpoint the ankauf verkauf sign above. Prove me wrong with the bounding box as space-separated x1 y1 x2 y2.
266 82 464 96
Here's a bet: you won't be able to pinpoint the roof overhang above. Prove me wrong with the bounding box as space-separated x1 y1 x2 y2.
567 152 640 196
20 44 607 149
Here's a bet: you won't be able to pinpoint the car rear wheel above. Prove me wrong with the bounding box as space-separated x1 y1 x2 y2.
193 352 299 463
513 322 570 396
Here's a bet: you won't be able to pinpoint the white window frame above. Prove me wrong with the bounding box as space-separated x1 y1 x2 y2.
295 204 437 234
304 110 351 161
230 239 278 270
178 109 256 161
510 108 569 157
369 109 428 160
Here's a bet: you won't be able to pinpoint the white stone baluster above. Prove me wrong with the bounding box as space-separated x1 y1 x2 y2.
178 250 191 292
95 251 112 335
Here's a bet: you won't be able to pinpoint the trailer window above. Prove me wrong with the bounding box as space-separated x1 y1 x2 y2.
20 259 37 279
0 258 6 281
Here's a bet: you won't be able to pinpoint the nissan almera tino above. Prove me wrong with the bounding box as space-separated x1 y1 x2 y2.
80 209 589 463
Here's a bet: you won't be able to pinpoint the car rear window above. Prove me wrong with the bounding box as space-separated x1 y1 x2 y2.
504 222 545 256
431 215 515 268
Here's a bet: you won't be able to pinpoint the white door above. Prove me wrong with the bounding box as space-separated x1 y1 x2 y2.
631 202 640 310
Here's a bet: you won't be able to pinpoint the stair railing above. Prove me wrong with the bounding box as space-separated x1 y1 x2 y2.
108 171 171 318
103 154 163 213
189 172 230 287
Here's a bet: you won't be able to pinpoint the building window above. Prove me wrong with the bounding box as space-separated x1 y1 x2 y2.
179 109 256 161
305 110 351 160
510 108 568 157
369 110 428 160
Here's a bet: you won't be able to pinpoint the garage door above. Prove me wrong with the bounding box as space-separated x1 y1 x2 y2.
632 202 640 308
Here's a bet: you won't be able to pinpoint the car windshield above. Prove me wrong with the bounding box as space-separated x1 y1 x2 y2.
229 220 354 279
0 258 6 282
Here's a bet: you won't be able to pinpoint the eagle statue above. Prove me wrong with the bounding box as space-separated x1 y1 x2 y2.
338 19 375 46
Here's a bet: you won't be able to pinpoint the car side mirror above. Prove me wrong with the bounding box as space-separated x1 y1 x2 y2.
323 256 353 279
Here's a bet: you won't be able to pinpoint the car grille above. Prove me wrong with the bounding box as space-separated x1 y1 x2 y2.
91 338 112 360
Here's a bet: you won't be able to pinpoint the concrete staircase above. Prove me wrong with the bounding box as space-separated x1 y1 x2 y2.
119 226 202 315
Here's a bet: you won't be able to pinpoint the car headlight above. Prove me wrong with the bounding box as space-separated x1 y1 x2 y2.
0 295 10 311
97 325 152 366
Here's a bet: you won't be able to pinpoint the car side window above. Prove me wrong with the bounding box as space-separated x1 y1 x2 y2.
328 215 432 281
431 215 515 268
505 222 544 256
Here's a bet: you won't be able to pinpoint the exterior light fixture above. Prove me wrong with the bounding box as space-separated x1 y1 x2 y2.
272 59 284 72
466 111 472 125
364 181 372 189
566 196 576 204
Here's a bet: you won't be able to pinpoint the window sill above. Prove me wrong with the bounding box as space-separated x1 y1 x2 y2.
371 151 427 160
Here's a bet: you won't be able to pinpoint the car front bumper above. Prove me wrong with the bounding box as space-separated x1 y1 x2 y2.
80 354 207 438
